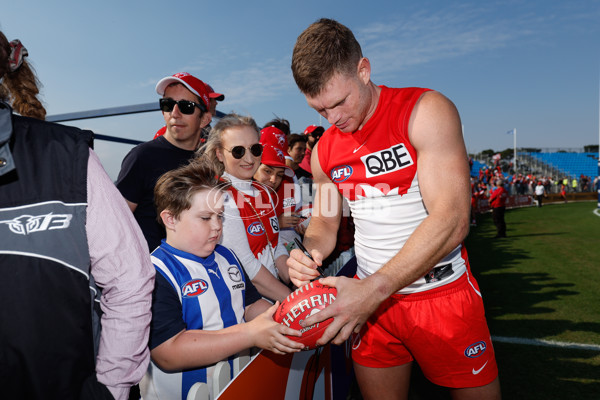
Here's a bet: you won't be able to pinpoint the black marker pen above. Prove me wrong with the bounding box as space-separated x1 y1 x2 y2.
294 238 326 278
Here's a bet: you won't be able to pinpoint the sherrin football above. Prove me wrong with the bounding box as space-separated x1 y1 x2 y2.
274 281 337 350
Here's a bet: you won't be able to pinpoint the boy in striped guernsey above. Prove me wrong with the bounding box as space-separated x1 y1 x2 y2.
140 161 304 400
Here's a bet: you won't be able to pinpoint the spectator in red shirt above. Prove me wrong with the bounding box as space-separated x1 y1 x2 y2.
489 179 507 238
298 125 324 175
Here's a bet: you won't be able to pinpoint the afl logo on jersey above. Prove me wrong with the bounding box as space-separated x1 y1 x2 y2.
360 144 414 178
247 221 265 236
464 341 487 358
182 279 209 297
330 165 353 183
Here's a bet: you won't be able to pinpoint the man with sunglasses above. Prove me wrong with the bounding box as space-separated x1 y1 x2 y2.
116 72 213 252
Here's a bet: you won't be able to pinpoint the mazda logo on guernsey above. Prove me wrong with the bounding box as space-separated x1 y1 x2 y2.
227 266 242 282
182 279 209 297
361 143 414 178
330 165 353 183
247 221 265 236
464 341 487 358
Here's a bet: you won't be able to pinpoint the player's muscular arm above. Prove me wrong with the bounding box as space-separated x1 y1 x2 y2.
368 90 471 298
303 144 342 257
287 144 342 287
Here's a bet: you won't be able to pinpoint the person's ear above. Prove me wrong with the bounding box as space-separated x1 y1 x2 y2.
357 57 371 85
200 110 212 127
161 209 177 230
216 147 225 163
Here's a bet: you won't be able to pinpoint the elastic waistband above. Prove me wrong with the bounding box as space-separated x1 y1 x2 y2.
390 273 469 301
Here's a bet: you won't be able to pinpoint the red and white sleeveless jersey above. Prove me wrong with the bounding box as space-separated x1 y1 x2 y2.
317 86 467 293
224 178 281 278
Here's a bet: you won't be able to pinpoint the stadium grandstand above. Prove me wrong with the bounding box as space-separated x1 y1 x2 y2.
470 147 599 195
526 152 597 180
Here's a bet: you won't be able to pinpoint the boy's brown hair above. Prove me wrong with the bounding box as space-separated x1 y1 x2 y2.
291 18 363 97
154 159 229 225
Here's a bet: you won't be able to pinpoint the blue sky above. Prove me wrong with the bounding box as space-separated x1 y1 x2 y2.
2 0 599 180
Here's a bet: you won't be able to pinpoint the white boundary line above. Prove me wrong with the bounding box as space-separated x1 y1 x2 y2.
593 207 600 217
492 335 600 351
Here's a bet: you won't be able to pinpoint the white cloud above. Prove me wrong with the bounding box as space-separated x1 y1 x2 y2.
355 5 542 77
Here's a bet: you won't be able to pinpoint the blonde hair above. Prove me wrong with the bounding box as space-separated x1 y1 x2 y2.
198 113 260 175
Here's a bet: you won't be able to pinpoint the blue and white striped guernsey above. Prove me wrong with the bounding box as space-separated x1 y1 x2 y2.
141 241 249 400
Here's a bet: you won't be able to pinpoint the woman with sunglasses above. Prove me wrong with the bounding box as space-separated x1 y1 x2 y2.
201 114 292 302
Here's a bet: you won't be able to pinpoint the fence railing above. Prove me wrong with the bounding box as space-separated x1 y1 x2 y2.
46 101 226 145
186 351 253 400
183 246 355 400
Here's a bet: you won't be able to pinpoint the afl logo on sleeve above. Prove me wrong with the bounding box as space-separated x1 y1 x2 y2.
361 144 414 178
247 221 265 236
330 165 353 183
182 279 209 297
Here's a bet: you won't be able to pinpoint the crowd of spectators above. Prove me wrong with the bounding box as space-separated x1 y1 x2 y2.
470 158 598 197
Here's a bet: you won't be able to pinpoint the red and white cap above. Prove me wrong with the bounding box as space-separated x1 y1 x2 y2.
260 126 289 156
303 125 325 136
155 72 210 111
153 126 166 139
261 145 294 177
206 83 225 101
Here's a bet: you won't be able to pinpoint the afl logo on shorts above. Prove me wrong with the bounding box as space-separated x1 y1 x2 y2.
182 279 209 297
360 143 414 178
464 341 487 358
247 221 265 236
330 165 353 183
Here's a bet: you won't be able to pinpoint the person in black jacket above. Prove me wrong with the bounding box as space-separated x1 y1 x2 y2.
0 30 154 400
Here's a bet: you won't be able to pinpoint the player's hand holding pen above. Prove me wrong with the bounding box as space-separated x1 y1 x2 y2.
287 238 326 288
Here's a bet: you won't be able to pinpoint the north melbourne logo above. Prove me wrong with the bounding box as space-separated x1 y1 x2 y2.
0 213 73 235
360 144 414 178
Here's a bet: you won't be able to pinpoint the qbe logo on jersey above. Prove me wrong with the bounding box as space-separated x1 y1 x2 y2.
360 143 414 178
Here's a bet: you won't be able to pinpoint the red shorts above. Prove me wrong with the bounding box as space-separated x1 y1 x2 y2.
351 273 498 388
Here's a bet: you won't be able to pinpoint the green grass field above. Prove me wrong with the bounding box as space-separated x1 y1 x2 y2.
347 201 600 400
465 201 600 399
